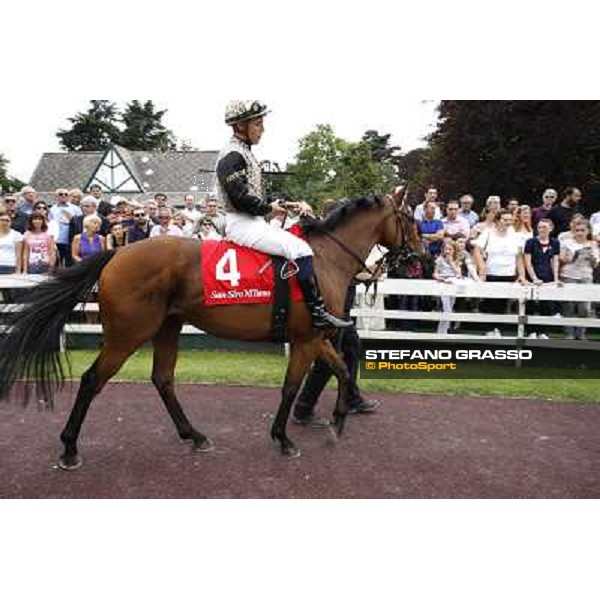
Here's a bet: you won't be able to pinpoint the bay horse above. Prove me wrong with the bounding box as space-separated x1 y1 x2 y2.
0 192 421 469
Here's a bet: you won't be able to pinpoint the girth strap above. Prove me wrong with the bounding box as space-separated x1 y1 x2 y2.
271 256 291 343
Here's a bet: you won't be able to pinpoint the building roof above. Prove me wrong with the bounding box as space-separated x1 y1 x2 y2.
30 145 219 197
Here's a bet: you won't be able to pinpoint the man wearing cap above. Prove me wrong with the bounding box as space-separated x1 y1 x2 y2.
216 101 351 330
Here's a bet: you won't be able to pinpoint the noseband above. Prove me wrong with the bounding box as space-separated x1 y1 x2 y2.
379 195 420 273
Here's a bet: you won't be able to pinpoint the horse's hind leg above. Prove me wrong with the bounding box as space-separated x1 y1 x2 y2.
151 316 213 453
59 347 133 470
271 341 318 458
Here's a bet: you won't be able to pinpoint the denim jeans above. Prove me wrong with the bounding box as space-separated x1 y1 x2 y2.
560 276 592 339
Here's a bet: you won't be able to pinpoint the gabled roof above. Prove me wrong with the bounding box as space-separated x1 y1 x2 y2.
30 147 219 195
86 145 144 193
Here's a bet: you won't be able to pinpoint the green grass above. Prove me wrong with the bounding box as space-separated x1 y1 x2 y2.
64 349 599 403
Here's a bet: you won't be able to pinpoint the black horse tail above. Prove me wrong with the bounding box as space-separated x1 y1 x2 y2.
0 250 117 404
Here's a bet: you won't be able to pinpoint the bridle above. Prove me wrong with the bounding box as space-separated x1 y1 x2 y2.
379 193 421 273
301 194 421 292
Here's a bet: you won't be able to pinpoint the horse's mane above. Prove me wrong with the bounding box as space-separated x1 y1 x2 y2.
302 195 385 235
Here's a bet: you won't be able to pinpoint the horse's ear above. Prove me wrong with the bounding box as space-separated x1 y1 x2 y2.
390 185 409 211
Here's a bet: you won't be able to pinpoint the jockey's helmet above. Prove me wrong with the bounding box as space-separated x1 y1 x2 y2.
225 101 270 125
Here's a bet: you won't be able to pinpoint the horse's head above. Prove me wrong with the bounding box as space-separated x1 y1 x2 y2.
377 186 424 266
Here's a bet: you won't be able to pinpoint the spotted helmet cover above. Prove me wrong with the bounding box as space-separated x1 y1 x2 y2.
225 101 270 125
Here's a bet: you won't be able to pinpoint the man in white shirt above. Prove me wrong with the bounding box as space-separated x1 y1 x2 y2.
458 194 479 227
49 188 82 266
150 208 184 238
181 194 201 237
443 199 470 239
413 186 441 222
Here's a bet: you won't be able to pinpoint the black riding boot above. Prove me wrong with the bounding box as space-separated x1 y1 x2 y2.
296 256 352 330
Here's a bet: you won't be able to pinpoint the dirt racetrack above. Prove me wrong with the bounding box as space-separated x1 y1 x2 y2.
1 383 599 498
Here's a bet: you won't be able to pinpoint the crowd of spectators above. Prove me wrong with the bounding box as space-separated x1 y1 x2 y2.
386 185 600 340
0 184 227 275
1 182 599 340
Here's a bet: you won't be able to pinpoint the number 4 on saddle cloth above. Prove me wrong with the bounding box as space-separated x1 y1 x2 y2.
201 232 304 342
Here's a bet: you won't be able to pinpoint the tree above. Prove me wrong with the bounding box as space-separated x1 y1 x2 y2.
362 129 401 169
426 101 600 209
337 141 396 197
395 146 435 202
57 100 178 152
0 153 25 193
273 125 399 203
119 101 176 151
57 100 121 151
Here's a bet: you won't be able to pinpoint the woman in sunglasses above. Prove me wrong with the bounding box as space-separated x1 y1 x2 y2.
0 208 23 274
22 212 56 274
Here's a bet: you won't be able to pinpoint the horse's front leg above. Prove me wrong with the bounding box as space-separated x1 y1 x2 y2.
318 338 351 437
271 341 318 458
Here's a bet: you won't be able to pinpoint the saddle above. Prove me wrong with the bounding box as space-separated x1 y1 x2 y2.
201 240 302 342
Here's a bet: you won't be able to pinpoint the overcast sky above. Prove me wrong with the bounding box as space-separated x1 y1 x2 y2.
3 1 593 186
0 98 438 183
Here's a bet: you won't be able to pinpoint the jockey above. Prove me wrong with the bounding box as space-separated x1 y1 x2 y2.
216 101 351 330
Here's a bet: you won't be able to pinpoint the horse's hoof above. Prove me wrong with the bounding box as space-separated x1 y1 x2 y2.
332 417 346 437
327 424 339 443
193 438 215 453
58 454 83 471
282 445 301 459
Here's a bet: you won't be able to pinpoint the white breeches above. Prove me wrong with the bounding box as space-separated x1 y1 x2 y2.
225 212 313 261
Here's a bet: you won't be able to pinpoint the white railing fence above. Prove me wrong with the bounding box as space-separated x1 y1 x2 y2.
1 275 599 344
353 278 600 342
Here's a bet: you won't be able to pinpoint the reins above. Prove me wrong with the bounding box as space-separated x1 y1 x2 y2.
296 194 418 297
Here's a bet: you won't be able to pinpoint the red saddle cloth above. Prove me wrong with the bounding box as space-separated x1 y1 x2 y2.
202 240 303 306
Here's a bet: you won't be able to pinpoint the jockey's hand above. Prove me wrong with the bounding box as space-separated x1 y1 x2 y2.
270 200 287 216
295 201 314 217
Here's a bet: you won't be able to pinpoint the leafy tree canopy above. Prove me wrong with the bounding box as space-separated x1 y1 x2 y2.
57 100 122 151
270 125 398 204
57 100 177 152
422 101 600 210
119 101 176 151
0 153 25 194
